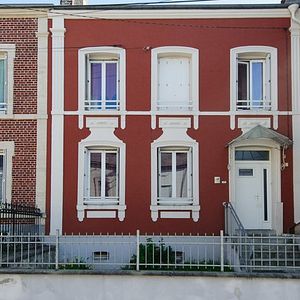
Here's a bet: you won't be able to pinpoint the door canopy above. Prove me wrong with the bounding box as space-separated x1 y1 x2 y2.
228 125 292 148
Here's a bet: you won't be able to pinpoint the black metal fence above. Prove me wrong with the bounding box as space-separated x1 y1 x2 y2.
0 203 43 235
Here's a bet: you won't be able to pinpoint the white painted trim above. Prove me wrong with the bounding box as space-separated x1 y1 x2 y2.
35 17 48 216
289 5 300 224
78 47 126 129
50 16 65 235
77 117 126 222
0 9 48 18
0 44 15 118
0 141 14 204
230 46 278 130
228 140 282 234
59 110 292 117
160 211 190 219
49 8 290 20
238 117 271 133
151 117 199 222
151 46 199 129
0 114 47 120
86 211 116 219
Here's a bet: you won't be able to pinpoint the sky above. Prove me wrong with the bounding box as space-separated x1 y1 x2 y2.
0 0 282 5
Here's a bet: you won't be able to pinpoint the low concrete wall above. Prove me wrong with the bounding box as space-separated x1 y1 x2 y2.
0 272 300 300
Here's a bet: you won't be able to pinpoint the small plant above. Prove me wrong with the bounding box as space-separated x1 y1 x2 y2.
57 257 92 270
124 239 233 272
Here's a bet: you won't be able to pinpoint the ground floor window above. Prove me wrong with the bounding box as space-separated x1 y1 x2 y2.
0 152 5 203
84 148 119 205
158 147 193 206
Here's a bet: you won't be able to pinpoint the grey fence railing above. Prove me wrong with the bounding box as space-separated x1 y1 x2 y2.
0 203 43 235
0 230 300 273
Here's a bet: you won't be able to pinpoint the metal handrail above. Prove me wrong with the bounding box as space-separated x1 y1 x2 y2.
223 202 246 236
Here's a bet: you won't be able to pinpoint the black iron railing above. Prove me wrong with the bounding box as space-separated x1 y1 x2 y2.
0 203 43 235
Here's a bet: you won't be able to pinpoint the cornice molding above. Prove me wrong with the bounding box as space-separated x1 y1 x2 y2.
49 8 290 20
0 9 48 18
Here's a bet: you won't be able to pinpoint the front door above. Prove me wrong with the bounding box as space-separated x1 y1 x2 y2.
234 150 271 230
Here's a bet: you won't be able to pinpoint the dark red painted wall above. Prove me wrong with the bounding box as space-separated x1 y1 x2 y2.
47 17 293 234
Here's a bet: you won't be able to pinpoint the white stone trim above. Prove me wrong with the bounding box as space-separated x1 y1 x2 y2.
230 46 278 130
238 118 271 133
160 211 190 219
78 47 126 129
228 140 282 234
0 9 48 18
151 46 199 129
35 17 48 216
77 117 126 222
50 16 65 235
49 8 290 20
0 141 14 204
0 44 15 118
151 117 199 222
289 4 300 224
86 211 116 219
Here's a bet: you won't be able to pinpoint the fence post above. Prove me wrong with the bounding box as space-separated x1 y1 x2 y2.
220 230 224 272
136 229 140 271
55 229 59 270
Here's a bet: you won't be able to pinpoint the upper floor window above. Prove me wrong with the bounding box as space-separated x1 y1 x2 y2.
0 44 15 116
151 46 199 112
78 47 126 113
231 46 277 112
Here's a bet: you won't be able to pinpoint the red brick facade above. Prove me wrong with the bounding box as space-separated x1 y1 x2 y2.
0 18 38 205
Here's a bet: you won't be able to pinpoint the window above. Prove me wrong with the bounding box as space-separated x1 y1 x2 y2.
0 44 15 116
77 117 126 221
158 147 193 206
231 46 277 112
150 118 199 222
0 53 7 113
84 148 119 205
78 47 125 113
151 47 199 112
0 142 14 204
0 152 5 203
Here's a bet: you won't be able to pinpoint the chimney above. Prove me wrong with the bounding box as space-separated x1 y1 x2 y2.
60 0 87 5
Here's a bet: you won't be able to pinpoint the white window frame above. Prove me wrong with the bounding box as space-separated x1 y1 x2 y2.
77 117 126 221
157 146 193 206
0 44 15 117
230 46 277 113
151 117 199 222
0 141 14 204
151 46 199 129
84 147 120 206
78 47 126 114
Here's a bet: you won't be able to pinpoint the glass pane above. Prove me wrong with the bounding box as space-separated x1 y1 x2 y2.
238 62 248 101
159 152 172 197
252 62 263 101
0 60 5 103
176 153 187 197
239 168 253 176
0 155 3 203
91 63 102 101
105 153 117 197
235 150 269 161
89 153 101 197
105 63 117 105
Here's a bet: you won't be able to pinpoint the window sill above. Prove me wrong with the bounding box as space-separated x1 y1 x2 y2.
150 204 200 222
77 204 126 222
